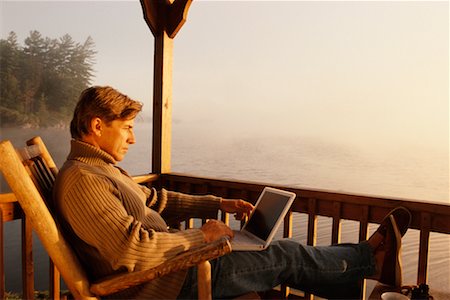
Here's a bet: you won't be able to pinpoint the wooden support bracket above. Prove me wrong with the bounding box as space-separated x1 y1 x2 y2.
141 0 193 38
140 0 160 36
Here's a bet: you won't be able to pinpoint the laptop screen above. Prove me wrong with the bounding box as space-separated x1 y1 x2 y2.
244 190 293 241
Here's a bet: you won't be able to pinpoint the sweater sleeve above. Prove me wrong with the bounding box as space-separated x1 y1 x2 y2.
150 188 221 224
60 174 206 273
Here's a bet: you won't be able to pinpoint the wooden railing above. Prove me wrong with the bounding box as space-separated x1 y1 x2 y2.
159 173 450 299
0 192 35 299
1 172 449 299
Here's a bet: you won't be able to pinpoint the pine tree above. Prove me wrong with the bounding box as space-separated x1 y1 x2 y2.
0 32 21 110
21 30 45 115
0 31 96 127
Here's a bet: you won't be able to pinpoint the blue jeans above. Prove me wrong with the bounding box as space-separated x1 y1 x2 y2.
178 239 376 299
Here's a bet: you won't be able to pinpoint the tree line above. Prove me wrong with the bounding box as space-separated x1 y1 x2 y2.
0 31 96 127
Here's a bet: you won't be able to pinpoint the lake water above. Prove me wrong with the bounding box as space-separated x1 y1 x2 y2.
1 124 449 296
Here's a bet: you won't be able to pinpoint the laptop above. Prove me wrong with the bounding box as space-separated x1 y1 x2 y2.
231 187 296 251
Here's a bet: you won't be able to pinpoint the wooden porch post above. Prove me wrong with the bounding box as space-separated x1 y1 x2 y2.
140 0 192 174
152 32 173 174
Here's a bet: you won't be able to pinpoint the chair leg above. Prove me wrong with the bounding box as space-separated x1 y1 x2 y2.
197 261 212 300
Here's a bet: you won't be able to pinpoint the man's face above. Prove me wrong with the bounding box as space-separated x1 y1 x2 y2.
98 118 136 161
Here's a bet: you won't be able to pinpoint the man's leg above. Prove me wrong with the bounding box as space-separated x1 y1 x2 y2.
178 239 376 299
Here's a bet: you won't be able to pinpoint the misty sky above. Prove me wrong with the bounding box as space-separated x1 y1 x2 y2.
1 0 448 151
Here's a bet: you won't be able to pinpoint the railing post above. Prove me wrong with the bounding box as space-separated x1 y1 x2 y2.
49 260 61 300
281 211 293 298
331 202 342 244
0 207 4 299
359 205 369 242
306 198 317 300
219 187 230 226
359 206 370 300
418 212 431 285
22 214 34 299
307 198 317 246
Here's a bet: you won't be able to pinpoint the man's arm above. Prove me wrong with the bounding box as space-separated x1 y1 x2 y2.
156 188 222 223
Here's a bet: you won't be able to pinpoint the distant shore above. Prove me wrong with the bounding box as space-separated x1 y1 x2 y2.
1 122 68 130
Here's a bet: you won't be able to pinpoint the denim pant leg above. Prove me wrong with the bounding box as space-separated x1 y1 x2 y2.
178 239 376 299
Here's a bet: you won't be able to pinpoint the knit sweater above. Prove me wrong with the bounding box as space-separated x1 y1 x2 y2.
53 140 222 299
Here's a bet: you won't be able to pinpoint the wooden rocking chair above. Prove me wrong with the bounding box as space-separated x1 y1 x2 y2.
0 137 232 299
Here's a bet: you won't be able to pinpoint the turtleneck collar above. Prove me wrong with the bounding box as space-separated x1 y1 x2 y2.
68 139 117 165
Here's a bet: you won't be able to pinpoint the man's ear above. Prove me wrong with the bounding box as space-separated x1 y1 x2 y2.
90 117 103 137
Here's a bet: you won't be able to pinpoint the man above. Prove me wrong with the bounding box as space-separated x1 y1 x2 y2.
54 86 411 299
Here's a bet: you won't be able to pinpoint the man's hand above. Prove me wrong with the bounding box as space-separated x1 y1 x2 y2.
200 219 234 243
220 199 254 220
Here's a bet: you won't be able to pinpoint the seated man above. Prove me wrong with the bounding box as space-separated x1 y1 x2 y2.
53 85 412 299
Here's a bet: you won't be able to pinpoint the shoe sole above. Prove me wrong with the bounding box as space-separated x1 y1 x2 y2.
389 214 403 287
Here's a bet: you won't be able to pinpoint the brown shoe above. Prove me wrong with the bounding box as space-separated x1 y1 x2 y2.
373 207 411 287
372 207 412 240
379 214 403 286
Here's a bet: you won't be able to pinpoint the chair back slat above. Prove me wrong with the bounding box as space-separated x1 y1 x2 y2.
23 137 58 211
20 150 55 208
32 156 55 194
26 136 58 177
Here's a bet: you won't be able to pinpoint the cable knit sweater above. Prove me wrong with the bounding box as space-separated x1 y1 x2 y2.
53 140 222 299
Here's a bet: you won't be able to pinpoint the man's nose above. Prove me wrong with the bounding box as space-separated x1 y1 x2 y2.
128 131 136 144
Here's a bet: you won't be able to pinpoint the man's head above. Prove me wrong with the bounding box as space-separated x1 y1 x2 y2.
70 86 143 161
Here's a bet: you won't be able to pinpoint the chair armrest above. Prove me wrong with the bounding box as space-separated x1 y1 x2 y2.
131 173 159 184
90 237 232 296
